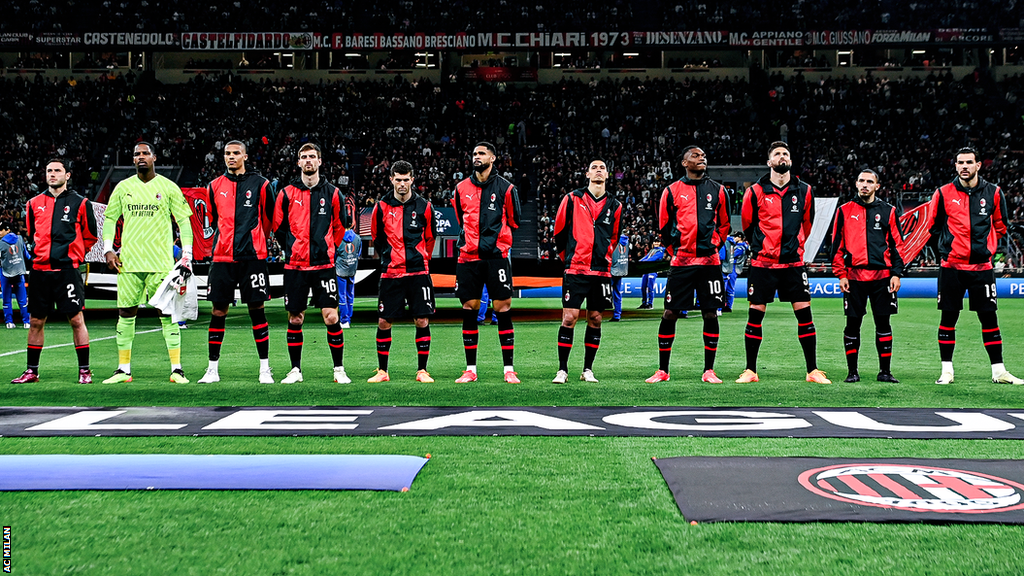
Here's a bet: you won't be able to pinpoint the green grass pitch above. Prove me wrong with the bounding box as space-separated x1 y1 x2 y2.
2 297 1023 575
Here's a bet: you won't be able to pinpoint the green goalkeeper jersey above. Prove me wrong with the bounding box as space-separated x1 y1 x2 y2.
103 173 194 273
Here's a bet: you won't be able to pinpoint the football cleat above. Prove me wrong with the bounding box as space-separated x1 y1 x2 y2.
11 369 39 384
806 369 831 384
339 322 351 329
455 370 478 383
877 371 900 383
258 368 275 384
367 369 390 383
102 369 133 384
504 371 521 384
281 367 304 384
993 370 1024 385
5 323 14 329
701 369 722 383
415 370 434 383
645 369 670 383
580 369 599 383
935 371 955 385
169 369 189 384
551 370 569 384
844 372 861 383
22 323 29 329
333 367 351 384
198 368 220 384
78 369 93 384
735 369 759 383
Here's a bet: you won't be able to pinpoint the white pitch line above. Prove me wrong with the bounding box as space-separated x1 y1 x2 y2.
0 328 163 357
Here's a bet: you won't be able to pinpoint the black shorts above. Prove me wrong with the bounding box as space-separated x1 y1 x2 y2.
28 268 85 318
283 268 338 312
456 258 513 303
378 275 435 320
844 278 899 317
746 266 810 304
937 267 997 312
664 265 724 312
562 274 613 311
206 260 271 304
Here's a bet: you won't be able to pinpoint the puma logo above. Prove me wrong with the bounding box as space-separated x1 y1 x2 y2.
851 214 859 221
220 191 228 197
682 195 690 201
951 199 962 206
294 199 303 206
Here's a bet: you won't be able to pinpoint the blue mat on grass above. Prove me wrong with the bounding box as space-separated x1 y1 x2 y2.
0 454 429 491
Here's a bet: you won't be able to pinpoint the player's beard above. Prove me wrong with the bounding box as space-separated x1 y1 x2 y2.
771 162 791 174
473 161 490 174
302 166 318 176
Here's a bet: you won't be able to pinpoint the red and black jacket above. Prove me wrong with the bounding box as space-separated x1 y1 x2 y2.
925 178 1008 271
272 178 347 271
452 173 520 262
207 171 275 262
553 188 622 277
830 197 906 281
371 192 436 278
658 176 730 267
741 174 814 268
26 189 98 271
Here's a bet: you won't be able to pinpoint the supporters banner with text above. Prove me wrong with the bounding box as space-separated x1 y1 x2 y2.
1 29 1016 50
655 457 1024 524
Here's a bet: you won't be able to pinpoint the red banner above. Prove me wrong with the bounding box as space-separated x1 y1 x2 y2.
182 188 214 262
898 202 933 265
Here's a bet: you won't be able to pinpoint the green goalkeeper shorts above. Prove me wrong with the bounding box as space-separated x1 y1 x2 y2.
117 271 165 308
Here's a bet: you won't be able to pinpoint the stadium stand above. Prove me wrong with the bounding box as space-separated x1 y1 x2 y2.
2 69 1022 267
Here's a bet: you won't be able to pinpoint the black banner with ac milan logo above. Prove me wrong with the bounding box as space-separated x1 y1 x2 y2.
655 457 1024 524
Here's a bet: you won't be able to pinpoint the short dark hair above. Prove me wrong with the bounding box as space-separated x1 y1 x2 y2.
225 140 247 152
391 160 414 176
858 169 880 182
767 141 789 157
474 141 497 155
135 141 156 155
955 146 979 161
46 158 70 171
298 142 321 157
681 145 702 157
586 158 607 169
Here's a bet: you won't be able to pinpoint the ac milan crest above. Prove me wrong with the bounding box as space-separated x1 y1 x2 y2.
799 463 1024 513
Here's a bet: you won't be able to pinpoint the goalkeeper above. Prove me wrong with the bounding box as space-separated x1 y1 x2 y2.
102 142 194 384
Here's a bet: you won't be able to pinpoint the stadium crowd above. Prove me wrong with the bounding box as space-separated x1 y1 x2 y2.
1 67 1023 266
2 0 1020 33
